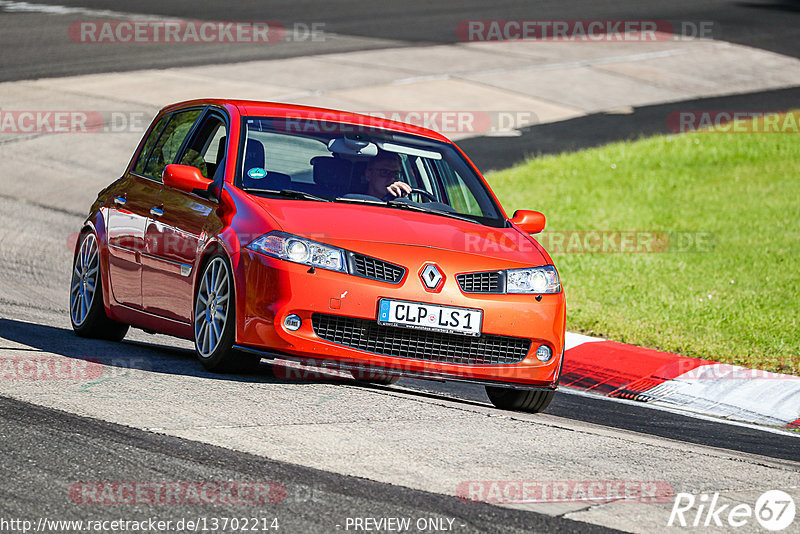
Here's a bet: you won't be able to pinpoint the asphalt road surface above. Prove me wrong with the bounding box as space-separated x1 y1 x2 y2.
0 395 619 533
458 85 800 170
2 0 800 81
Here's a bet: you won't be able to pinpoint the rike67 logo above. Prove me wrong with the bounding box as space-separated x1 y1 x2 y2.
668 490 795 531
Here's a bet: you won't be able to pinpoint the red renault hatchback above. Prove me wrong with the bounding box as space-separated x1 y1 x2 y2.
70 99 566 413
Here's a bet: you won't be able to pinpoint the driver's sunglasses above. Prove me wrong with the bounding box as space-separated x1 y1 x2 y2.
371 168 402 179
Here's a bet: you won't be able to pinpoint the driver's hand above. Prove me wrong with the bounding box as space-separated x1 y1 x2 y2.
387 181 412 198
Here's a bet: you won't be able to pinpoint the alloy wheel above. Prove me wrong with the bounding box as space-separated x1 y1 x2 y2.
70 233 99 327
194 257 231 358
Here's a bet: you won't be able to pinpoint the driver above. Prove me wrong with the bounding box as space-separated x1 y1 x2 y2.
365 150 412 200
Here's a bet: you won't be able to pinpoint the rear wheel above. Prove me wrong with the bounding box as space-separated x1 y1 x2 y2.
69 231 129 341
193 255 260 372
485 386 555 413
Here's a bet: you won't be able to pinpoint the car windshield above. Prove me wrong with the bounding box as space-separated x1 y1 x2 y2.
238 117 504 227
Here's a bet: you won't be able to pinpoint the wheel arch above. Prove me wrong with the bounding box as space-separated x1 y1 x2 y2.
192 237 240 334
191 237 258 370
74 212 114 314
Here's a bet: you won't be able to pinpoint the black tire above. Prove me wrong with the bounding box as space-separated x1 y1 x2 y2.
69 231 129 341
485 386 555 413
193 254 260 373
351 369 401 385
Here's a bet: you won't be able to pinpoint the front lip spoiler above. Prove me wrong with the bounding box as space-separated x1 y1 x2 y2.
234 344 558 391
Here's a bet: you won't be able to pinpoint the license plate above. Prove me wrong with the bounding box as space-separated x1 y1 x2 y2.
377 299 483 337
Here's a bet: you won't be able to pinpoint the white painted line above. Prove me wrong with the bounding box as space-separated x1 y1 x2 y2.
0 0 174 20
0 1 355 46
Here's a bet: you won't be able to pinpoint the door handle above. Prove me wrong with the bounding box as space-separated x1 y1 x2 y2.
150 207 164 218
114 196 127 206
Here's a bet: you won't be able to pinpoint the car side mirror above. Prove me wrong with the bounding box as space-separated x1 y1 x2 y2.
510 210 546 234
163 164 213 193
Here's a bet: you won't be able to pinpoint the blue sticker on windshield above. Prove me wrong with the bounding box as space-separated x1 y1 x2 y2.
247 167 267 179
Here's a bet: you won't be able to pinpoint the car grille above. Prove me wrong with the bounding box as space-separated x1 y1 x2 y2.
457 271 505 293
312 313 530 365
348 253 405 284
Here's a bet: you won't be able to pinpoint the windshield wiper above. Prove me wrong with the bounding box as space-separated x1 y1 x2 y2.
333 195 478 223
384 199 477 224
333 196 383 206
245 189 331 202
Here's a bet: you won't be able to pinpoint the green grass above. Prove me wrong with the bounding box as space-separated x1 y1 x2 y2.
486 117 800 375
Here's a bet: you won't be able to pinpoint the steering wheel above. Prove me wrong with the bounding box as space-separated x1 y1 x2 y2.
408 188 437 202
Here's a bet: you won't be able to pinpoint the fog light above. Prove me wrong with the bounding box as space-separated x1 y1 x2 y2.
536 345 553 362
284 314 302 331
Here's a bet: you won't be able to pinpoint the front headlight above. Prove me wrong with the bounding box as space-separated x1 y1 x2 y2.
506 265 560 294
246 232 347 273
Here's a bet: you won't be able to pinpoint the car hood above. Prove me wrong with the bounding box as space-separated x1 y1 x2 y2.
250 197 548 266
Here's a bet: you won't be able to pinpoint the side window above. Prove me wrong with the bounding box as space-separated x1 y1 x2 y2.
132 115 168 175
141 109 202 181
178 115 227 179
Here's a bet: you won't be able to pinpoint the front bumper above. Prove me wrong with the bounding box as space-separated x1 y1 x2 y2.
234 249 566 387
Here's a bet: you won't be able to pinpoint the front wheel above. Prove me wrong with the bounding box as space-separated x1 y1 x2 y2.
193 255 260 372
485 386 555 413
69 231 128 341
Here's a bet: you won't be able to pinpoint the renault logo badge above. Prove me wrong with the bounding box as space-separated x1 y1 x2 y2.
420 264 444 291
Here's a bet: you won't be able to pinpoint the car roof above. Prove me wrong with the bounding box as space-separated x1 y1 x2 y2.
159 99 453 143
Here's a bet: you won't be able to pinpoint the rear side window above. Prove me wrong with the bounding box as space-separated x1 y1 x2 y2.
140 109 202 181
